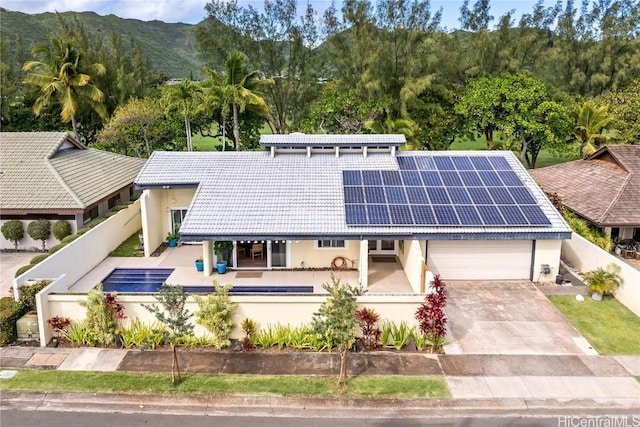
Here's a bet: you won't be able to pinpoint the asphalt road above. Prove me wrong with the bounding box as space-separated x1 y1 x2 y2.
4 409 639 427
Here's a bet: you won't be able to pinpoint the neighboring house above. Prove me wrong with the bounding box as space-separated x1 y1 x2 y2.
529 145 640 243
0 132 146 250
135 134 571 290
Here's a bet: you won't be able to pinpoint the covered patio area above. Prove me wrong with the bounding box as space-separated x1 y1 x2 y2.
69 244 414 294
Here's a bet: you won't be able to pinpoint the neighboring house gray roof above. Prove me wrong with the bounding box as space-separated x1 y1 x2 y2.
260 134 406 147
136 144 571 241
529 145 640 227
0 132 146 212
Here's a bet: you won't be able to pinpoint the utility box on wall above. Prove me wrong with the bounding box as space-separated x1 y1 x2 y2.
16 311 39 341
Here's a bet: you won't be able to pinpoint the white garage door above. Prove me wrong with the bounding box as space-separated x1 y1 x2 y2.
426 240 532 280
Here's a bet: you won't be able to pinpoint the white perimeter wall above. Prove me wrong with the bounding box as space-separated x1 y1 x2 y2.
562 233 640 316
44 293 425 344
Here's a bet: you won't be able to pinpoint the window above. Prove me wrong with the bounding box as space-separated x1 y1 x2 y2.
108 195 121 209
83 206 99 224
171 209 188 232
316 240 346 249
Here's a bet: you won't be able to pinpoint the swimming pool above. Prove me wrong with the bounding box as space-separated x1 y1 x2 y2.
100 268 314 294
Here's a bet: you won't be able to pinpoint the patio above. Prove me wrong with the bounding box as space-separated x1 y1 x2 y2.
69 244 414 294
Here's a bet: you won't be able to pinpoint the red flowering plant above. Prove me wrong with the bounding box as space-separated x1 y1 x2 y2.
415 275 448 353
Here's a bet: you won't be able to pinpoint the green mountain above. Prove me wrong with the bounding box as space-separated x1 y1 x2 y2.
0 8 205 78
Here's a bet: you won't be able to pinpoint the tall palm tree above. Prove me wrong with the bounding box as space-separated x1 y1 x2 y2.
205 51 272 151
162 79 203 151
22 36 107 140
571 101 614 157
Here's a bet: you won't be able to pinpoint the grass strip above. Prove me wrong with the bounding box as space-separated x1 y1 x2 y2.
109 231 144 257
0 370 450 398
548 295 640 355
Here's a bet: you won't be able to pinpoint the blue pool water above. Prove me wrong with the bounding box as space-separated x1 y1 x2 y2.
100 268 313 294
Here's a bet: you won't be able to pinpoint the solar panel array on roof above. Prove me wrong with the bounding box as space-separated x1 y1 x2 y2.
343 155 552 227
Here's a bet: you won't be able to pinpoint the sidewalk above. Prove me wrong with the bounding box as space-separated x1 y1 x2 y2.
2 346 639 411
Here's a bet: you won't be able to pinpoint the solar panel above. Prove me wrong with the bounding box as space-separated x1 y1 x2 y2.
364 186 386 203
406 187 429 204
433 205 459 225
381 170 402 185
467 187 493 204
447 187 472 204
367 204 390 224
477 205 505 225
455 205 482 225
498 205 528 225
427 187 450 204
344 186 364 203
520 205 551 225
400 171 422 186
434 156 455 170
441 171 463 186
508 187 536 204
421 171 443 186
397 156 417 170
451 156 474 170
470 156 493 170
497 170 524 186
487 157 511 170
389 205 413 224
385 186 408 204
415 157 436 170
345 204 367 225
459 171 483 186
488 187 515 204
478 171 502 186
343 170 361 186
362 170 382 185
411 205 436 224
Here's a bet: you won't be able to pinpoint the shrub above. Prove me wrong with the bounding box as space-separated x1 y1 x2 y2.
415 275 448 353
564 211 611 251
0 297 23 346
14 265 32 278
356 307 381 351
62 321 96 347
79 285 122 346
48 243 67 254
240 318 257 351
18 280 50 311
1 220 24 250
51 220 72 240
381 320 412 350
194 281 237 349
119 319 165 349
29 254 49 265
584 263 623 297
27 219 51 251
47 316 71 340
61 234 79 244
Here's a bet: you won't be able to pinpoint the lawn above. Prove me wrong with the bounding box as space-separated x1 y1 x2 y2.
0 371 450 399
548 295 640 355
109 231 143 257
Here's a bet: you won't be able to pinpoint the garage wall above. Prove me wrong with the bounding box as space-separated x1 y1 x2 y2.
426 240 533 281
532 239 562 283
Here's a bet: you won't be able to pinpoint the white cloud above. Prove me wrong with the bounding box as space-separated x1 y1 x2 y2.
2 0 210 24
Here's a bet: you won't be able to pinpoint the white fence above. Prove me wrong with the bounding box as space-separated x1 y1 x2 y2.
562 233 640 316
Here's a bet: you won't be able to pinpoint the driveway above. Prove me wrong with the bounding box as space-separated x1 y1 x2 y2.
0 252 35 298
445 281 589 355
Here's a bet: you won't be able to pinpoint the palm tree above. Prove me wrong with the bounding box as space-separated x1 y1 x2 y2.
22 36 107 140
364 113 419 149
205 51 272 151
570 101 614 157
162 80 203 151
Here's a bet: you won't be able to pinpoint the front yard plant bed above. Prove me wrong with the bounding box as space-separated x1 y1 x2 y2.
0 370 450 399
548 295 640 355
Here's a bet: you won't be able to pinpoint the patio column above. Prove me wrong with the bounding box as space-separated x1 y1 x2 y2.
203 240 213 275
359 240 369 288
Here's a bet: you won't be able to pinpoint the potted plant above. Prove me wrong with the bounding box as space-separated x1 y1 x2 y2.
583 263 623 301
214 241 233 274
166 228 180 247
195 258 204 272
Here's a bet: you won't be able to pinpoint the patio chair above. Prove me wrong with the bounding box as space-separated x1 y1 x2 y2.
250 243 263 260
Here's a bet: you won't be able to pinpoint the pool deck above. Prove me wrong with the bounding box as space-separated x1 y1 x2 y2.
69 244 414 294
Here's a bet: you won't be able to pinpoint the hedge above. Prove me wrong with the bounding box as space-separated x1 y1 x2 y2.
0 297 23 346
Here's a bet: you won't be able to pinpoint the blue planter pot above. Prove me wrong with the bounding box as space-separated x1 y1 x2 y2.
216 261 227 274
167 239 177 247
195 260 204 272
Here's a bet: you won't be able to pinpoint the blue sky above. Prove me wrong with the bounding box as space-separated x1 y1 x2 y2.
3 1 556 29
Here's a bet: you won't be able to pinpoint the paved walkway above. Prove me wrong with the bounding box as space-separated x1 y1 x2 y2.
1 347 639 408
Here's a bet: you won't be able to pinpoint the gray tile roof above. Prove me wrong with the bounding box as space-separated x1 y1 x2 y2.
260 133 406 147
136 149 571 241
0 132 146 211
529 145 640 227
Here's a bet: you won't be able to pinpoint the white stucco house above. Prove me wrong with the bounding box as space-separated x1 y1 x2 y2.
134 134 572 291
